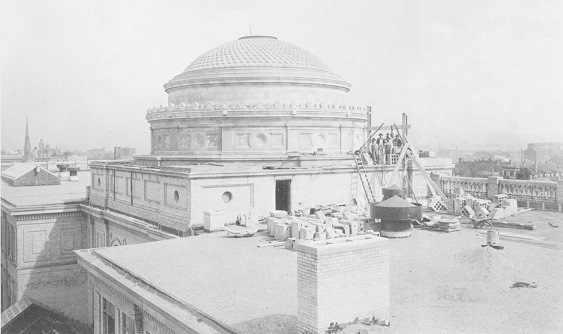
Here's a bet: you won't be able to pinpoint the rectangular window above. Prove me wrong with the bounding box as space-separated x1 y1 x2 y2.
102 298 116 334
122 313 134 334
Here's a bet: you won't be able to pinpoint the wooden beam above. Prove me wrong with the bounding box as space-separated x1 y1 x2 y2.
406 150 446 200
366 125 411 131
392 126 446 201
385 144 409 187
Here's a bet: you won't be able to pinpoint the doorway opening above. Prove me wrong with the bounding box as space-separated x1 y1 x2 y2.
275 180 291 213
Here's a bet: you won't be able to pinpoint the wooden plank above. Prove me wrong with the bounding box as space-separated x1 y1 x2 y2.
257 241 286 248
492 221 535 230
385 144 409 187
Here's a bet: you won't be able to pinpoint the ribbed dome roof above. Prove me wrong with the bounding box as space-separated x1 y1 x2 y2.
182 36 333 73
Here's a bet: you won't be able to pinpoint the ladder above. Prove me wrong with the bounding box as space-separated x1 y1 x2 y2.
352 149 376 203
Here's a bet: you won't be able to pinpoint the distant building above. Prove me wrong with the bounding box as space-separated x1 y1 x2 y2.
1 163 60 186
455 158 508 178
113 147 136 160
1 172 90 320
86 148 110 160
523 143 563 163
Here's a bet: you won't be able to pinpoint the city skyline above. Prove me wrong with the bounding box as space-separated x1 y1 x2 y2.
2 0 562 153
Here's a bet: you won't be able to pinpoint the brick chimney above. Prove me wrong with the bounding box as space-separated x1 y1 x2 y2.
295 235 390 333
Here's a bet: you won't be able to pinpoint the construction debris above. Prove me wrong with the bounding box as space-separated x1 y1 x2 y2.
263 204 372 250
438 218 460 232
510 282 537 289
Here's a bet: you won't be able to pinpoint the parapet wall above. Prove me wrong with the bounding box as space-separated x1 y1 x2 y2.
295 235 389 334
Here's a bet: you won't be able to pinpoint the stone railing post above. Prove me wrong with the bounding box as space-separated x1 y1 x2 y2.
487 176 502 200
295 236 390 334
430 173 442 197
557 180 563 210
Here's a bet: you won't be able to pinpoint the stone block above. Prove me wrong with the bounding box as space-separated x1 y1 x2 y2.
502 198 517 208
477 207 489 218
203 211 226 232
299 227 314 240
270 210 288 218
313 232 327 240
325 227 337 239
291 221 306 239
274 223 291 241
489 208 505 220
312 222 326 233
343 212 358 221
357 220 366 232
315 211 328 222
339 220 359 235
461 205 475 217
285 238 296 250
493 194 508 206
266 217 279 236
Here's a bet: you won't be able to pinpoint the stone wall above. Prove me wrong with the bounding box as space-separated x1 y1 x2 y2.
90 164 192 233
295 235 389 334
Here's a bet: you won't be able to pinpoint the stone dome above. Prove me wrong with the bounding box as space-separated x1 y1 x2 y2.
182 36 333 73
163 36 351 106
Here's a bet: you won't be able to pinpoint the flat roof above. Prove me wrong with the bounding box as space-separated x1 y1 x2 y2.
94 230 297 333
85 210 563 334
1 171 90 207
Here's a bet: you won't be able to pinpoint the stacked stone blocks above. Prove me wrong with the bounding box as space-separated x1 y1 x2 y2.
295 235 389 334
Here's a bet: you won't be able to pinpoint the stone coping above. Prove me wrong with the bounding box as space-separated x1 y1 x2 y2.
294 235 388 256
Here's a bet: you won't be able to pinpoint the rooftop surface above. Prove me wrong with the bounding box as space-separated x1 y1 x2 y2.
1 171 90 207
94 229 297 333
88 209 563 334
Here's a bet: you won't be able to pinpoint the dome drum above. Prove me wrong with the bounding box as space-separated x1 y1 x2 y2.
148 35 368 160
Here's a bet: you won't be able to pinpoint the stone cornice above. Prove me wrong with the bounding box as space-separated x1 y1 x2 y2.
1 201 84 217
80 205 178 240
14 210 84 221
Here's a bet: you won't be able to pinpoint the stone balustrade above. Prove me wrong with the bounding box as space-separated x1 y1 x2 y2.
440 176 488 198
436 174 563 211
498 179 557 203
145 101 369 120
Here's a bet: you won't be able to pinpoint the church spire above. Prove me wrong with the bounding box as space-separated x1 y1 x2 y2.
23 117 33 162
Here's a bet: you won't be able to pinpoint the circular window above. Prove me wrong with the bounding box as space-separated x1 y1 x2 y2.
174 190 179 202
222 191 233 203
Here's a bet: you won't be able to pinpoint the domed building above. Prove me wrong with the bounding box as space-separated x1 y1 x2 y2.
140 36 368 165
89 35 453 237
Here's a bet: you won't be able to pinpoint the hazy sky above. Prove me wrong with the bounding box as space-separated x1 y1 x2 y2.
2 0 562 154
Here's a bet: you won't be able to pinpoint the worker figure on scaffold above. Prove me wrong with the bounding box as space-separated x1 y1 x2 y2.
376 133 385 164
384 133 392 164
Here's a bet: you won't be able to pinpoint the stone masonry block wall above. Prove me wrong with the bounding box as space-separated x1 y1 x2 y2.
295 235 389 334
